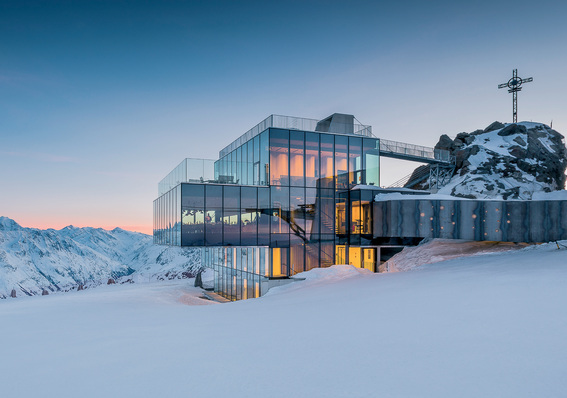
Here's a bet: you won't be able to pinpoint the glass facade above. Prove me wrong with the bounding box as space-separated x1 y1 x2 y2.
155 126 381 300
153 184 181 245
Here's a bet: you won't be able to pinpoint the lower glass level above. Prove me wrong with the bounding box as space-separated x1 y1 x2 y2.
203 244 378 301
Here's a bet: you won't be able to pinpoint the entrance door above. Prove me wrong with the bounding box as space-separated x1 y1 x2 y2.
335 245 347 265
348 247 362 268
363 248 376 272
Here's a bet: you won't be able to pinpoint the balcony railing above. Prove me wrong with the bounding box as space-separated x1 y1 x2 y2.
158 158 216 196
379 139 453 163
219 114 373 158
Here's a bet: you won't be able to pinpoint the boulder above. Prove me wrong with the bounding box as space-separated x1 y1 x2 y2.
484 121 505 133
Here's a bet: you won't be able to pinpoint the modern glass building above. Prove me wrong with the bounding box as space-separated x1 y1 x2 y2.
154 113 382 300
155 113 567 300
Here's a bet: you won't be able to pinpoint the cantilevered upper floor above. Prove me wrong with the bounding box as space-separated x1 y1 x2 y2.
157 113 453 196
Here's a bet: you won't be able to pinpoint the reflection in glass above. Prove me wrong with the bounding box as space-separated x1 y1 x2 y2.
320 134 334 189
289 131 304 186
271 247 288 277
348 136 362 187
257 188 270 245
271 186 290 234
290 234 304 275
241 187 258 246
260 131 269 186
290 187 305 238
305 132 319 187
363 138 380 186
270 129 289 186
335 135 348 190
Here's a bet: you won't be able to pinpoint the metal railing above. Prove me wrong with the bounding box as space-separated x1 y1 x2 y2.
379 139 453 163
219 114 373 158
158 158 216 196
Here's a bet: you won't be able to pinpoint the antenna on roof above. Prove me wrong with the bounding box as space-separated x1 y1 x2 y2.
498 69 533 123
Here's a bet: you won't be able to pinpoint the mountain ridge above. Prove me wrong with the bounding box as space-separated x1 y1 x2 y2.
0 217 202 298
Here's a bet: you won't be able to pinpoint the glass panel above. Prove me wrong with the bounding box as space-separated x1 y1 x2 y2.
335 245 347 265
320 235 334 267
335 135 348 190
236 146 242 184
305 132 319 188
363 138 380 186
289 131 304 186
241 187 258 246
320 134 334 189
181 207 204 246
242 143 249 185
270 129 289 186
260 130 269 186
348 136 363 187
336 192 348 237
290 234 305 275
227 152 233 183
247 139 254 186
350 190 361 245
257 188 270 245
271 186 289 234
361 190 373 236
223 186 240 245
271 233 289 248
181 184 205 246
304 187 317 240
181 184 204 208
305 241 319 270
271 247 288 277
319 188 335 235
290 187 305 238
363 248 376 272
253 135 260 185
205 185 223 246
223 186 240 209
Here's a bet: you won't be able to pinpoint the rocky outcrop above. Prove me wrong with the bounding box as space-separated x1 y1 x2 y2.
409 122 567 199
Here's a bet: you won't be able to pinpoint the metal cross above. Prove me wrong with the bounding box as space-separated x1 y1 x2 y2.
498 69 533 123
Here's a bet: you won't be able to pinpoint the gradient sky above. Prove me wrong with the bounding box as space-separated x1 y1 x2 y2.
1 0 566 234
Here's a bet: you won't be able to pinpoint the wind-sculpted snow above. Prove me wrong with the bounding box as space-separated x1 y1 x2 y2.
0 217 202 298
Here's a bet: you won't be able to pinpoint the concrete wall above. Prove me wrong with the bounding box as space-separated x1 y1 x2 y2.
373 199 567 243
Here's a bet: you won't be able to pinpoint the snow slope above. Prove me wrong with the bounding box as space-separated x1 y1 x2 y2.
0 217 201 298
1 240 566 398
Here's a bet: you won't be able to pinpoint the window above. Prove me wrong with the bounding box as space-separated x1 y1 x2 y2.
289 131 304 186
270 129 289 186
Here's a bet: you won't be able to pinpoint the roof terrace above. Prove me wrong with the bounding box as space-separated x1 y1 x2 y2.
219 113 373 158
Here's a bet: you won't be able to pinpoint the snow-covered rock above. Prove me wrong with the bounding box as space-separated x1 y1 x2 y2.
0 217 202 298
414 122 567 199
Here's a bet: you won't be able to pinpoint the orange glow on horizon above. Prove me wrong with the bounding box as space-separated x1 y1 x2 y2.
12 219 153 236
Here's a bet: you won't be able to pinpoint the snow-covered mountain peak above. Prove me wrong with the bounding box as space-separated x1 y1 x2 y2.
0 216 22 231
0 218 202 298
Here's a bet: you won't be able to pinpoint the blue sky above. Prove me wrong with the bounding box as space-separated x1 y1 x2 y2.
1 0 566 233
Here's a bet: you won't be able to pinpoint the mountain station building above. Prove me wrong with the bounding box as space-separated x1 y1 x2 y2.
154 114 567 300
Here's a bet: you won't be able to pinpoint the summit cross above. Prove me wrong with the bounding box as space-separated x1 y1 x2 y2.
498 69 533 123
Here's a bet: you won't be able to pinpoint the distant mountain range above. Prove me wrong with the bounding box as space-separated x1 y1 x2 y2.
0 217 202 298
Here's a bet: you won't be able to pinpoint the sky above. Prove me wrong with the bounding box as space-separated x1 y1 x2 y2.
1 0 566 234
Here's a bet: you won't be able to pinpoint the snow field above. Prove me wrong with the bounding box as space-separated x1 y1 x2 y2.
1 241 566 398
